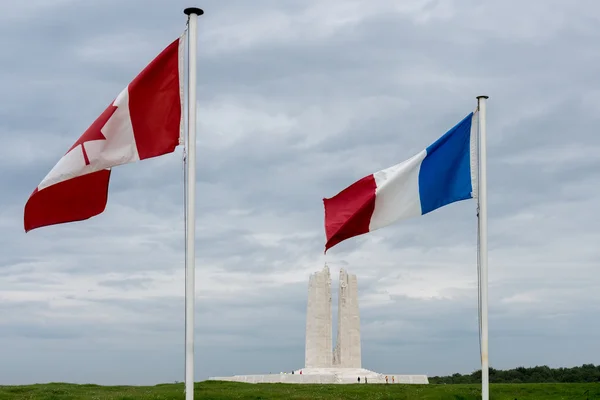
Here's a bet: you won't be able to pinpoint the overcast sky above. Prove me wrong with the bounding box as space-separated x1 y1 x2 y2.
1 0 600 386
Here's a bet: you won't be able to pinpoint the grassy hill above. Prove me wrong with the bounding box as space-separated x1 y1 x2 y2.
1 381 599 400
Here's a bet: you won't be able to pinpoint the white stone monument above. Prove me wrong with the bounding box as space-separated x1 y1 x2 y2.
304 265 362 370
333 268 361 368
304 265 333 368
208 265 429 384
295 265 428 383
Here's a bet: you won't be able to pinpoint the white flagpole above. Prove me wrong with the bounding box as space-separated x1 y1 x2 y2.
477 95 489 400
183 7 202 400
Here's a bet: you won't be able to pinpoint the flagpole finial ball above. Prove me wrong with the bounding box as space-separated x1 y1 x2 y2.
184 7 204 16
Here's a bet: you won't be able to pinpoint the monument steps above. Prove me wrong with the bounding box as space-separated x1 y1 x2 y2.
209 369 429 384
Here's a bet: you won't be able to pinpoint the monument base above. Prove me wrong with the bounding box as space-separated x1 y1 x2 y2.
209 368 428 384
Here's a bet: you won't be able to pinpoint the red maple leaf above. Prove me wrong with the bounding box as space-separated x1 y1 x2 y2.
68 103 118 165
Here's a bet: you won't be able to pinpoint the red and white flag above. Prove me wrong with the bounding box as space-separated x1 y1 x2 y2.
24 36 185 232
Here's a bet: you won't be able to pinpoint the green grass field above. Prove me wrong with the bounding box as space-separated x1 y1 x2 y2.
0 381 599 400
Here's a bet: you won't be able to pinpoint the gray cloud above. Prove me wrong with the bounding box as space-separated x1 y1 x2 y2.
0 0 599 387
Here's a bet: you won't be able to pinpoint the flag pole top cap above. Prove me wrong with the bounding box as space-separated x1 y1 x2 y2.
184 7 204 16
477 95 489 99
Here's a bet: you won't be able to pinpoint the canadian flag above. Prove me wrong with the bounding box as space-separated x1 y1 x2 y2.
24 36 185 232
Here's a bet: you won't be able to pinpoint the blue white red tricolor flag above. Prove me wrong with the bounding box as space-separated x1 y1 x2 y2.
323 110 479 252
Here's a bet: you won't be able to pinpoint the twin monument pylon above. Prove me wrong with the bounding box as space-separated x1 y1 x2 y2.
297 264 427 384
209 264 429 383
304 264 362 370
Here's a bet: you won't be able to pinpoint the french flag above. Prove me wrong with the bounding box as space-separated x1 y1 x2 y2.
323 110 479 252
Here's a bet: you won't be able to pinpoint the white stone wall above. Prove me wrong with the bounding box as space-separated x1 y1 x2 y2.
333 269 361 368
347 273 361 368
304 265 332 368
208 373 429 385
332 269 345 366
